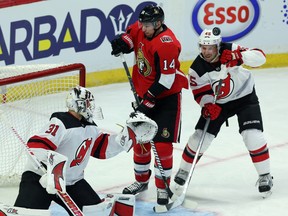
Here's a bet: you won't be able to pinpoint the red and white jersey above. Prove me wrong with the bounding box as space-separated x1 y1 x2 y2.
127 22 188 98
189 42 266 106
25 112 123 185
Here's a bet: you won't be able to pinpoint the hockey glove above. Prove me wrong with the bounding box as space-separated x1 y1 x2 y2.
127 112 158 144
202 103 222 120
39 151 67 194
136 91 155 114
220 49 243 67
111 33 134 56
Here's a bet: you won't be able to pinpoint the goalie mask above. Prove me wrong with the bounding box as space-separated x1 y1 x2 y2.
66 86 100 122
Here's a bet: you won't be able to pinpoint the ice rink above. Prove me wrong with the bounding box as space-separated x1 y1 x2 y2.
0 67 287 216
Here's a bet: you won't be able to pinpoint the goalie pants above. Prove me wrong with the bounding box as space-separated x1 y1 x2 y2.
14 171 102 216
133 92 182 189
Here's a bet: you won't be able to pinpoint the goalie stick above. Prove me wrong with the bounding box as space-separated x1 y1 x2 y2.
119 53 177 201
0 111 84 216
154 65 228 213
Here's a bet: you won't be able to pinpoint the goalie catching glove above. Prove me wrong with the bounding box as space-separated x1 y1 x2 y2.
116 112 158 151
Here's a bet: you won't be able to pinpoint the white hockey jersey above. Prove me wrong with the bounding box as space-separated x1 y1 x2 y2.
25 112 123 185
189 42 266 106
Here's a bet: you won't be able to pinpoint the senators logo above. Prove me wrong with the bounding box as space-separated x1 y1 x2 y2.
70 138 92 167
136 44 151 77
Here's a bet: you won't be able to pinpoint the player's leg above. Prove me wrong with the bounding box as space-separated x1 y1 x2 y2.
153 142 173 205
151 93 183 205
122 142 152 195
238 99 273 195
14 171 53 209
53 178 102 215
174 113 225 186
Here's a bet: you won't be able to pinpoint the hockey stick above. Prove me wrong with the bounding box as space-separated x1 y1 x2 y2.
154 65 228 213
0 111 84 216
119 53 176 200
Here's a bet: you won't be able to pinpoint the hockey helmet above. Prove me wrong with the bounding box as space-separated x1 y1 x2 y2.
66 86 96 122
138 4 164 23
199 27 222 47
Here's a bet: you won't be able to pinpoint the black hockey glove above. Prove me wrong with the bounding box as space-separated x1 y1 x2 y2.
135 91 155 115
111 33 134 56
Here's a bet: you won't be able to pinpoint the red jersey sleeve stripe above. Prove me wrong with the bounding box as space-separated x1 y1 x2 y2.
192 84 214 104
27 135 57 150
91 133 109 159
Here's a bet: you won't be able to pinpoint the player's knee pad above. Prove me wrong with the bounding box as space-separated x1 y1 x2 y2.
187 129 214 153
241 129 267 151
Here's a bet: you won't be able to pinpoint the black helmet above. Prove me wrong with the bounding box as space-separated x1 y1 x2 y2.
138 4 164 23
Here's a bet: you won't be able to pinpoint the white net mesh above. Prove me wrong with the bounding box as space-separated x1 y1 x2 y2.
0 64 85 186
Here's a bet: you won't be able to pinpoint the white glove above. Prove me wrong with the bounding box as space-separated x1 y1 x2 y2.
126 112 158 144
39 173 57 194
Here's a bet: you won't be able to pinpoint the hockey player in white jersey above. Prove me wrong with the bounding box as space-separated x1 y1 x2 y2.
174 28 273 197
12 86 157 216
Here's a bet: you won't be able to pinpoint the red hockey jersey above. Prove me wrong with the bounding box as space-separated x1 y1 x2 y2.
127 22 188 98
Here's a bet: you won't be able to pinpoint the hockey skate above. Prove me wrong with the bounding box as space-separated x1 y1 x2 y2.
174 168 189 186
256 173 273 198
122 181 148 195
157 188 169 205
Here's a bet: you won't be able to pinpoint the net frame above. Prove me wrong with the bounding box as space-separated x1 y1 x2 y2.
0 63 86 186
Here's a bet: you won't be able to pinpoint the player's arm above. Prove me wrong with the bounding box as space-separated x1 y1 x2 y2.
189 68 214 107
220 43 266 68
26 117 68 194
189 68 222 120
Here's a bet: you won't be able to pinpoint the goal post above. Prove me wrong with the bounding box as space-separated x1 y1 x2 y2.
0 63 86 186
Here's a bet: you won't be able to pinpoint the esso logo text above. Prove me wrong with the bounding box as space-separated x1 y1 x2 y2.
192 0 260 42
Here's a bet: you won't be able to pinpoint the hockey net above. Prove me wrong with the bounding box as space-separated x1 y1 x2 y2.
0 63 86 186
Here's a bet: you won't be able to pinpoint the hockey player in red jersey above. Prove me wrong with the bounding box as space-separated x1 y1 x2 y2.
174 27 273 197
110 4 188 205
13 86 157 215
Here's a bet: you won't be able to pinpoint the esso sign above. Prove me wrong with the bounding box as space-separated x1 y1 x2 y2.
192 0 260 41
203 3 249 25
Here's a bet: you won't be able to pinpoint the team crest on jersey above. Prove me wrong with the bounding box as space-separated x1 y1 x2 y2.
212 73 234 99
136 44 151 77
160 35 173 43
161 128 170 138
70 138 92 167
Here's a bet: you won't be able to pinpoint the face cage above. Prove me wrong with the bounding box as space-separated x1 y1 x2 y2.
75 99 95 120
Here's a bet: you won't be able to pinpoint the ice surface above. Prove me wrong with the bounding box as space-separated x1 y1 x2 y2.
1 67 287 216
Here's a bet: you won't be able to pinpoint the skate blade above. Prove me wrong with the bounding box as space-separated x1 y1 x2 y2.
261 190 272 199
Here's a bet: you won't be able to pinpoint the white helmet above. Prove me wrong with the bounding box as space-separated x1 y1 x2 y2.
66 86 96 122
199 27 222 47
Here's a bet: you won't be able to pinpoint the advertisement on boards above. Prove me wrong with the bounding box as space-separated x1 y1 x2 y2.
0 0 287 73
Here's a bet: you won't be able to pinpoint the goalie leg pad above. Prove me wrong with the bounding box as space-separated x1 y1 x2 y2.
0 203 50 216
82 194 135 216
114 194 135 216
82 195 116 216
